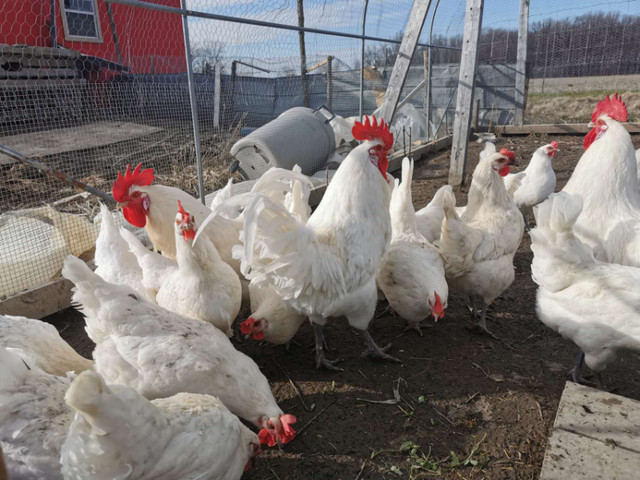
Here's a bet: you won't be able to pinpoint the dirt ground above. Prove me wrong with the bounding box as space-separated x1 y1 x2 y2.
46 132 640 480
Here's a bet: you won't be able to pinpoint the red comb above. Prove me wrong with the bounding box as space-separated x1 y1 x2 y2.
591 93 627 123
352 115 394 150
499 148 515 160
550 141 559 149
112 163 154 202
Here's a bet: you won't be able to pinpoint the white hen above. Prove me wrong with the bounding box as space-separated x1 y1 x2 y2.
531 192 640 383
94 202 145 296
154 201 241 335
240 179 310 345
0 347 72 480
438 148 524 337
119 227 177 302
61 370 260 480
61 255 296 447
414 184 454 244
377 158 448 335
509 142 558 209
0 315 92 376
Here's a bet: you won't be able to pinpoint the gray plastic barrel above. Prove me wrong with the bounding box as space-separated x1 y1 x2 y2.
230 107 336 180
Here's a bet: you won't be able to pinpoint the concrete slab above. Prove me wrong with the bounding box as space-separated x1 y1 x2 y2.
0 122 163 164
539 382 640 480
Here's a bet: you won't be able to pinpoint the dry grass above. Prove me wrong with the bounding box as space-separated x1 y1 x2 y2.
525 90 640 124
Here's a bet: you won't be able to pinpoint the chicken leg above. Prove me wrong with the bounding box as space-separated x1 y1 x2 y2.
361 330 401 363
313 323 343 371
468 302 498 340
568 350 603 388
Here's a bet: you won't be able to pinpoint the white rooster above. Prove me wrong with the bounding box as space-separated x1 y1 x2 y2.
531 192 640 384
61 370 260 480
562 93 640 267
377 158 448 335
438 148 524 338
0 347 72 480
154 201 241 335
237 116 397 370
61 255 296 447
0 315 92 376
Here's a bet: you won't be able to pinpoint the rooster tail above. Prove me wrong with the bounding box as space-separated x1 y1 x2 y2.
441 188 458 219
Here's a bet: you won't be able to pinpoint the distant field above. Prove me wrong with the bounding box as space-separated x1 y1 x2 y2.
525 80 640 124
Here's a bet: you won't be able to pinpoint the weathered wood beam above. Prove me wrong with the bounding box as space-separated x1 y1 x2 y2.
495 123 640 135
513 0 530 127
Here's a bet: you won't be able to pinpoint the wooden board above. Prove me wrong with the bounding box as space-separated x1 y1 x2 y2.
449 0 484 187
495 123 640 135
0 278 73 319
539 382 640 480
0 122 163 165
513 0 529 127
378 0 432 124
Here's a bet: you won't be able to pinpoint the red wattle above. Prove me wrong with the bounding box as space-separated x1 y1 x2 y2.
240 318 254 335
182 229 196 241
258 429 277 447
253 331 265 341
583 127 598 150
122 206 147 228
498 166 510 177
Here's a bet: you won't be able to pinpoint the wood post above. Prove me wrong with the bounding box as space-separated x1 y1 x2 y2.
379 0 432 124
514 0 529 127
449 0 484 187
297 0 310 107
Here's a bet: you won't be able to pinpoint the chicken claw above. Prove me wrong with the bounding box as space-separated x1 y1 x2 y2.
361 330 401 363
313 323 343 371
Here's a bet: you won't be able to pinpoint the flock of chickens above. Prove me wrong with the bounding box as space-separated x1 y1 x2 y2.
1 94 640 480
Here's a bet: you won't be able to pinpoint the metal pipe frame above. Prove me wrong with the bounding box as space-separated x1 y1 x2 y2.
180 0 206 205
426 0 442 142
105 0 462 52
359 0 369 121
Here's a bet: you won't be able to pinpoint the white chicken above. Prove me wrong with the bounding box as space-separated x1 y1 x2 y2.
414 184 454 244
377 158 448 335
562 93 640 267
61 255 296 447
530 192 640 384
61 370 260 480
237 116 397 370
438 148 524 337
636 147 640 184
153 201 241 335
240 179 309 345
119 227 177 302
507 141 558 224
0 347 72 480
0 314 92 376
94 202 146 297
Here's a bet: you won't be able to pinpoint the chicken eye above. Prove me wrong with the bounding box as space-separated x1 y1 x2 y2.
132 191 140 198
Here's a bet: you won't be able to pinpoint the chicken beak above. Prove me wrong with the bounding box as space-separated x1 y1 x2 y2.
116 202 125 209
587 121 595 128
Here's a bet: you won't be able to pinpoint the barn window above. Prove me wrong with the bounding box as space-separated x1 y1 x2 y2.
60 0 103 42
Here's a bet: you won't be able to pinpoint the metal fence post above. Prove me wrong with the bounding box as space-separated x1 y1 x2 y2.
326 55 334 110
180 0 206 205
214 60 221 129
359 0 369 121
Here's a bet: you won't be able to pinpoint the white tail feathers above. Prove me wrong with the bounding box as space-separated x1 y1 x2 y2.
0 347 32 390
428 185 454 208
98 202 116 233
65 370 110 419
62 255 102 287
504 172 526 197
479 141 496 160
441 188 458 218
533 192 583 234
119 227 148 257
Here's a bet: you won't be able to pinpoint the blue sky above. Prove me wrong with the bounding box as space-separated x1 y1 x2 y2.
184 0 640 75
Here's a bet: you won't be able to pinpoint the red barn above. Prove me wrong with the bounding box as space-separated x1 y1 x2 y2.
1 0 187 78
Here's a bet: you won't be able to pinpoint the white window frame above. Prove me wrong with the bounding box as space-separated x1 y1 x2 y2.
59 0 103 43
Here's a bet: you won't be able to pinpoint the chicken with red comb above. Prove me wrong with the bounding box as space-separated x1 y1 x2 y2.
237 115 398 370
438 148 524 338
563 93 640 267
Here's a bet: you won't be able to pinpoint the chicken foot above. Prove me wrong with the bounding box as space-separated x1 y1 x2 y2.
403 321 434 336
313 323 343 371
467 303 499 340
569 351 604 388
360 330 401 363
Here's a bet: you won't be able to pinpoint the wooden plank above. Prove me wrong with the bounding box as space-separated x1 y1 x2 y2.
379 0 432 124
513 0 529 127
540 382 640 480
0 44 80 59
0 68 80 80
495 122 640 135
0 278 73 320
0 56 77 69
0 78 86 88
449 0 484 187
539 429 640 480
0 122 163 165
